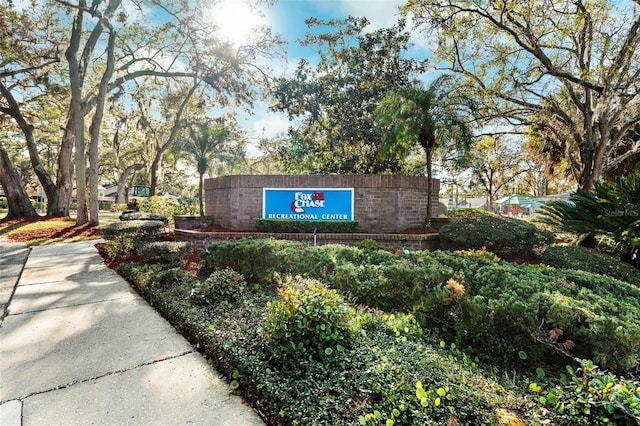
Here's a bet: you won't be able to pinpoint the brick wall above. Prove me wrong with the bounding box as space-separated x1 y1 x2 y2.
204 175 440 233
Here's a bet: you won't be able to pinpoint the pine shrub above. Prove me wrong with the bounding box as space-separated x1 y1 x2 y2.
541 245 640 286
439 215 554 260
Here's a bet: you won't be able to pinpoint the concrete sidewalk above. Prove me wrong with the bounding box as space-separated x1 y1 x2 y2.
0 240 264 426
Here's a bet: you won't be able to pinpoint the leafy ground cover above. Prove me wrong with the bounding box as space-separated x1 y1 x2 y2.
113 238 639 425
4 216 640 424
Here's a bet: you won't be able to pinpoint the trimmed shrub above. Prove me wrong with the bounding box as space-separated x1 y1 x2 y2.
198 238 302 283
191 268 246 306
197 238 640 372
137 241 193 264
445 207 494 217
541 245 640 286
121 248 640 425
439 215 555 259
100 220 165 259
254 218 359 233
330 258 453 313
117 262 197 291
120 211 169 224
264 276 355 361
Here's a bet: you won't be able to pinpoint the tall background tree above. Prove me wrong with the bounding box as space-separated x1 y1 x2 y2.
0 139 38 218
271 17 428 174
0 0 283 223
468 136 526 205
177 119 233 216
375 75 475 225
405 0 640 191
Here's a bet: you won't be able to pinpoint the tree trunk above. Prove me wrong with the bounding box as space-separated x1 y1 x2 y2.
0 142 38 219
116 163 145 203
88 28 117 226
49 121 75 217
0 81 57 204
198 172 204 217
425 148 433 226
66 4 88 225
150 157 164 196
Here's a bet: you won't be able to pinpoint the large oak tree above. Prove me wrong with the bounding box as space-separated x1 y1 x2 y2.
406 0 640 191
1 0 282 223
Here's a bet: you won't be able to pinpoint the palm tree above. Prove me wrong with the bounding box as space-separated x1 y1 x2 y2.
179 121 231 217
375 75 475 225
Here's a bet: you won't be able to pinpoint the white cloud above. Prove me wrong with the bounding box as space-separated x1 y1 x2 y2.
249 111 293 138
239 107 294 156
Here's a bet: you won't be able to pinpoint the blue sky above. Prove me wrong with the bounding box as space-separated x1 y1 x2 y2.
243 0 428 150
266 0 409 61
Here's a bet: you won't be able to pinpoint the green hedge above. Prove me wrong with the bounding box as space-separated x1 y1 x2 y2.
137 241 193 264
101 219 166 238
439 215 555 260
199 239 640 372
121 261 640 425
445 207 494 217
100 220 166 259
198 239 300 285
120 211 169 224
254 218 359 233
541 245 640 286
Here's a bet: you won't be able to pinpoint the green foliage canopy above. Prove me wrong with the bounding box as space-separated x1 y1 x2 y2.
405 0 640 192
271 17 428 174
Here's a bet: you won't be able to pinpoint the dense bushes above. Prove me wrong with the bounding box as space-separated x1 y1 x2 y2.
542 245 640 285
539 173 640 266
198 238 298 284
120 253 640 425
100 219 166 258
137 241 192 264
191 268 246 306
121 263 548 424
199 238 640 372
254 218 359 233
264 276 356 361
104 209 640 424
439 215 555 260
445 207 494 217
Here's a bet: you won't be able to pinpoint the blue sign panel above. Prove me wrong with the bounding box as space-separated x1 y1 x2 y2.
263 188 354 221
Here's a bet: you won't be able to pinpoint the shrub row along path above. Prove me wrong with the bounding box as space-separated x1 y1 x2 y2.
0 239 263 426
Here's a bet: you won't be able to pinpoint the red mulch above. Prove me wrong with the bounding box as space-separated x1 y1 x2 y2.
0 215 103 242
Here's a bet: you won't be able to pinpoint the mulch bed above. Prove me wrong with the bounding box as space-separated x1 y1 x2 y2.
0 216 103 242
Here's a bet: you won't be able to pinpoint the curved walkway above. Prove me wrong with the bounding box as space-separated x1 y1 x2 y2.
0 240 264 426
